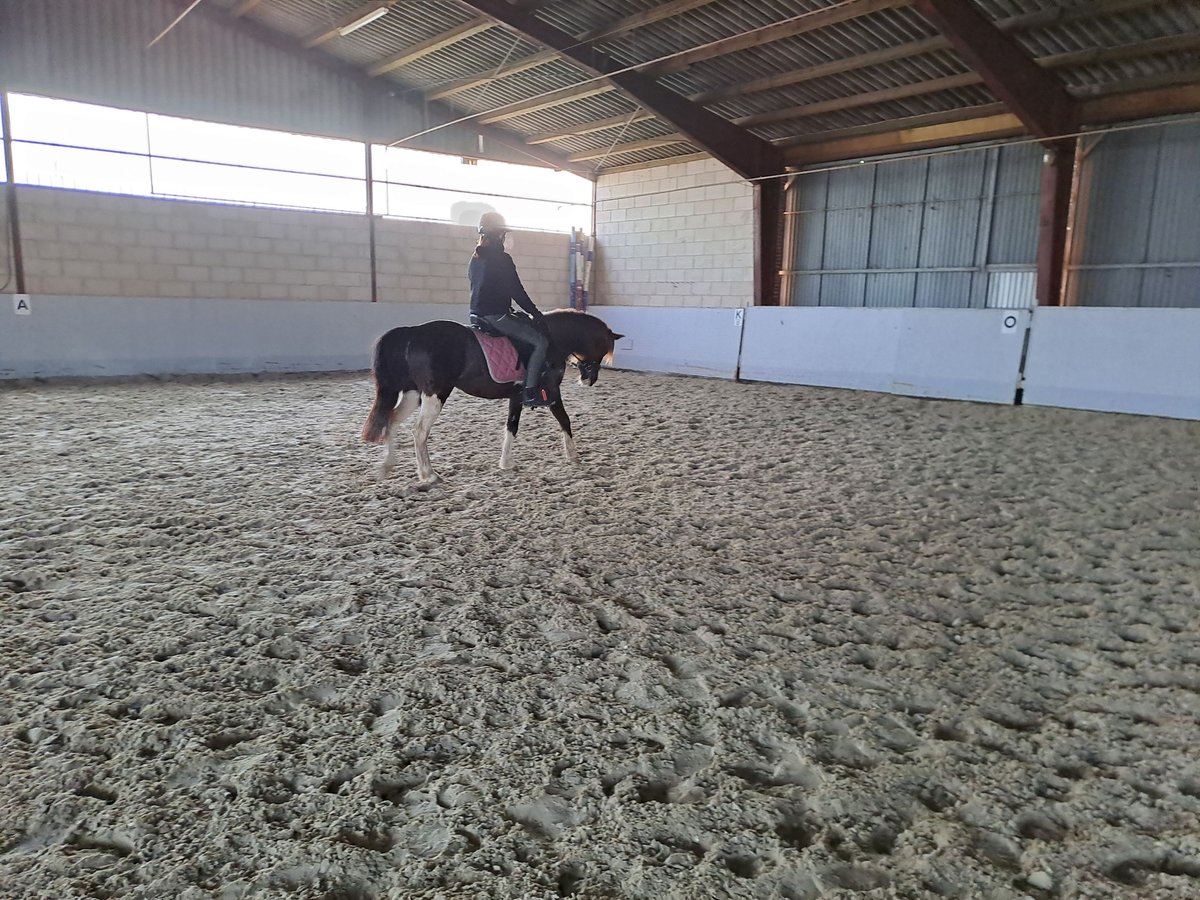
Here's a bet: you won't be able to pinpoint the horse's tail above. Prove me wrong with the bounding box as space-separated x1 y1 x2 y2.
362 327 410 444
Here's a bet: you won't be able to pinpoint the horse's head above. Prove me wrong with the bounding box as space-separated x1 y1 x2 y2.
545 310 622 386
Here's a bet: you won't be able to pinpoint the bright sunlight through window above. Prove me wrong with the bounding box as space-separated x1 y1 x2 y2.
6 94 592 232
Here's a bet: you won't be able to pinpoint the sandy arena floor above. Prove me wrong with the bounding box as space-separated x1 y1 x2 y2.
2 369 1199 900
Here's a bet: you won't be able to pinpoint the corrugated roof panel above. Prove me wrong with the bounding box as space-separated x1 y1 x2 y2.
246 0 360 41
591 141 703 168
544 0 847 64
325 0 482 64
365 29 544 93
513 101 646 139
74 0 1200 173
537 0 667 38
705 50 978 119
4 0 366 139
594 0 837 69
543 119 682 156
498 92 643 135
1016 2 1200 58
447 60 602 116
762 93 997 140
1062 55 1200 92
653 6 944 99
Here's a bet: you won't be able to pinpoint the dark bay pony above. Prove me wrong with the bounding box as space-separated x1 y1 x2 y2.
362 310 622 484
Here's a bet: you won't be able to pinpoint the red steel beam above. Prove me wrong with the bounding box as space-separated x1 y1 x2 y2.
755 179 785 307
1036 140 1076 306
912 0 1078 139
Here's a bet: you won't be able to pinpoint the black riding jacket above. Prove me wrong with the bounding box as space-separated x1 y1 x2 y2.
468 248 541 319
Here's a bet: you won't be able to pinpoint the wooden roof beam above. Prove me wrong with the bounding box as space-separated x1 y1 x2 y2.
786 109 1023 163
454 0 783 179
784 83 1200 165
736 33 1200 131
477 84 616 124
364 1 554 77
736 72 982 128
777 103 1008 149
429 0 719 101
526 110 657 145
646 0 910 75
367 18 494 76
911 0 1077 139
568 135 690 163
303 1 393 49
691 0 1164 107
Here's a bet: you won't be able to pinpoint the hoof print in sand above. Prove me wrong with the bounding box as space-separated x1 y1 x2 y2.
505 796 585 839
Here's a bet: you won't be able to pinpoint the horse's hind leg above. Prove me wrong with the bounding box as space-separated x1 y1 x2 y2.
500 395 522 470
549 399 580 464
381 390 419 478
412 394 445 486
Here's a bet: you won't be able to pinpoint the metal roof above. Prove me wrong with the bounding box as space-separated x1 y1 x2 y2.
208 0 1200 172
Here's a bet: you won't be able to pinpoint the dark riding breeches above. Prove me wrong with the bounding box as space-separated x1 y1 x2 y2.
480 312 548 390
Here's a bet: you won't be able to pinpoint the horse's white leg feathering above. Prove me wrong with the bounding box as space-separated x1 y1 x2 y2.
499 429 516 470
562 432 579 464
381 390 419 477
412 394 444 484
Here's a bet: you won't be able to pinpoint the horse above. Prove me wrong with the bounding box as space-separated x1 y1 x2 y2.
361 309 622 485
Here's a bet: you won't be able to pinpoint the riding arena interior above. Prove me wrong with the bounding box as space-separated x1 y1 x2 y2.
2 2 1200 898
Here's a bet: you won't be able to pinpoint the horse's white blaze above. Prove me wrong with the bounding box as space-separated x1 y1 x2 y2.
562 432 579 464
499 429 516 470
412 394 443 483
382 391 419 476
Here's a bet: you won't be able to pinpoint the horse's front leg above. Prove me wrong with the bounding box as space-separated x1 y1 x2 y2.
500 394 522 470
549 398 579 464
412 393 445 486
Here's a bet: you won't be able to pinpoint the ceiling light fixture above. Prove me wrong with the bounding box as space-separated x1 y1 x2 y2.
338 3 390 37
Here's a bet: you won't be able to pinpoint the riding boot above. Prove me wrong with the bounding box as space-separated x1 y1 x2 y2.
523 385 552 408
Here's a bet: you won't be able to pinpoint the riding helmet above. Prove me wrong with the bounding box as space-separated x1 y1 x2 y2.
478 211 508 236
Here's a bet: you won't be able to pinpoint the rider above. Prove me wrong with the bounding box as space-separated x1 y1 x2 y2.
469 211 552 408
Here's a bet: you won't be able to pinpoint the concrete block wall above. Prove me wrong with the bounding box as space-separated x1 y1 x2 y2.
16 185 569 307
19 186 373 301
594 157 754 308
375 219 567 308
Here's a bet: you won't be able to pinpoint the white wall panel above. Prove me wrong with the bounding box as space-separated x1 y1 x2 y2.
1023 308 1200 419
740 307 1028 404
1 295 454 379
590 305 742 379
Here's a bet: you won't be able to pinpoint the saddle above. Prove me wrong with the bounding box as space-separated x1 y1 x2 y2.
471 329 525 384
470 314 535 384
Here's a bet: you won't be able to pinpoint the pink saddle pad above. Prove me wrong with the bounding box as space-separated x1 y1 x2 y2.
472 330 526 384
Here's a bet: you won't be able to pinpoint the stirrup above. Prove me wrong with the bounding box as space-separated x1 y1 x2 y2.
523 386 553 408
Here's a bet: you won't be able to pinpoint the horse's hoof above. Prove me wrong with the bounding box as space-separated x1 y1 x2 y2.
378 465 394 481
414 474 441 491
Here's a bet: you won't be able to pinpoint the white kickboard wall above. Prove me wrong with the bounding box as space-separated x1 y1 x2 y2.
740 307 1030 405
1022 308 1200 420
592 306 743 380
2 295 456 379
